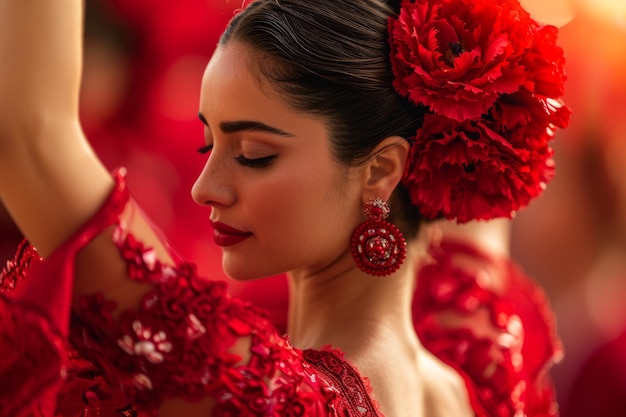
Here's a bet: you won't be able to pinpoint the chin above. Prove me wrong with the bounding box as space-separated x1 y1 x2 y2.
222 257 282 282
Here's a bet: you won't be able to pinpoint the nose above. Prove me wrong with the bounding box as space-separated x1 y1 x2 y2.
191 157 236 207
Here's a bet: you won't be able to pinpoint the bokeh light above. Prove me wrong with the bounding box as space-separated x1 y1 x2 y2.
520 0 576 27
578 0 626 25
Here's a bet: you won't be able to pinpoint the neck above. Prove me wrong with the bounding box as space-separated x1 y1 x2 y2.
286 240 425 357
286 236 446 417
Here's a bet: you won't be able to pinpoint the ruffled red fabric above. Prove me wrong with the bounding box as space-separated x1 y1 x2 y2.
0 169 382 417
389 0 570 223
413 238 563 416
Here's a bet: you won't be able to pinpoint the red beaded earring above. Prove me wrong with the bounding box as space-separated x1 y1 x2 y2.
350 197 407 276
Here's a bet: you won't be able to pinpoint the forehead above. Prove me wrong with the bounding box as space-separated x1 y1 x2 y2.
199 43 281 117
202 42 253 89
198 41 330 141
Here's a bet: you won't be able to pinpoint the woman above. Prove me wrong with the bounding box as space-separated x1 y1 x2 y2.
0 0 568 416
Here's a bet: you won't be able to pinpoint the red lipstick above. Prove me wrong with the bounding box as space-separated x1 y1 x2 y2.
210 221 253 247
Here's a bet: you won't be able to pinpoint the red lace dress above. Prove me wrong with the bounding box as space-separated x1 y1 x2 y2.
0 170 563 417
0 171 380 417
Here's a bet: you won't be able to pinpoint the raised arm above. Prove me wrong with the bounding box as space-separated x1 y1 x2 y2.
0 0 113 257
0 0 178 298
0 4 241 415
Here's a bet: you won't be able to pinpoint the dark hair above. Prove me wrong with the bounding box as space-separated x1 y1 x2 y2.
221 0 424 237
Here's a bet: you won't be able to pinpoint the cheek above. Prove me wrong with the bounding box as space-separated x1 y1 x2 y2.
246 174 315 230
248 167 356 245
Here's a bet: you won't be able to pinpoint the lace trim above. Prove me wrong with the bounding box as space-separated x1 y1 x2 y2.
303 348 382 417
0 239 42 293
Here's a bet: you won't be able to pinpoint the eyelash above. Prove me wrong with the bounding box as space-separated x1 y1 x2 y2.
197 145 276 168
197 145 213 154
234 154 277 168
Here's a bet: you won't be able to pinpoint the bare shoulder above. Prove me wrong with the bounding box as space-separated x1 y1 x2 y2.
420 346 474 417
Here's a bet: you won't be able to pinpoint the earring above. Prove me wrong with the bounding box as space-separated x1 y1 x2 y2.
351 197 407 276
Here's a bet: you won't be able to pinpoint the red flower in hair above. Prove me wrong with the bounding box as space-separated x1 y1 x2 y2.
390 0 570 222
389 0 533 121
404 113 533 222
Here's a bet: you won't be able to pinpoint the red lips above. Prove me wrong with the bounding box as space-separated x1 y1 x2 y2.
210 221 253 246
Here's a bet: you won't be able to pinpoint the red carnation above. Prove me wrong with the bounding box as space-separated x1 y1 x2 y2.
389 0 535 121
402 113 555 223
519 25 568 101
392 0 570 222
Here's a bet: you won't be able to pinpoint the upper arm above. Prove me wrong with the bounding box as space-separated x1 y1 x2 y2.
0 0 110 257
0 120 115 257
0 120 177 307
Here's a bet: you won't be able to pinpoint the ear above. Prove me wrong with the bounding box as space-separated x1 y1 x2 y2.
361 136 410 202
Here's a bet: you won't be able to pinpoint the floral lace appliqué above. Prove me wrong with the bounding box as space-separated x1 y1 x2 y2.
303 348 382 417
70 223 357 415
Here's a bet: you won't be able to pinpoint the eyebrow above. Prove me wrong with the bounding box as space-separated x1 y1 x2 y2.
198 112 295 137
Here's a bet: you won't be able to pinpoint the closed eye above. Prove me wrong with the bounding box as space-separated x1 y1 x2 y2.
197 145 213 155
234 154 277 168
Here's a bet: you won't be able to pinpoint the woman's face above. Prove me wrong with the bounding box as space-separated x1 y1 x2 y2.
193 42 363 280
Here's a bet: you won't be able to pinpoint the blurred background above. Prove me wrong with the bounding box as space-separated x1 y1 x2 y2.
1 0 625 414
513 0 626 414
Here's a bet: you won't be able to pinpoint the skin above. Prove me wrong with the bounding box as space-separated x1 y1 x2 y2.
194 41 474 417
0 2 473 416
193 42 363 281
